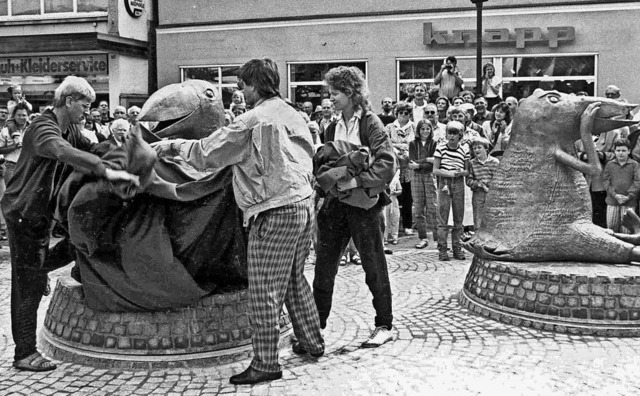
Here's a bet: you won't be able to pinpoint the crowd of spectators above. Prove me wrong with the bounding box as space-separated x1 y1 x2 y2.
287 58 640 262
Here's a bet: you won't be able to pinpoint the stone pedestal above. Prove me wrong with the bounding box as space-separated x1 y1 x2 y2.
460 257 640 336
41 276 292 369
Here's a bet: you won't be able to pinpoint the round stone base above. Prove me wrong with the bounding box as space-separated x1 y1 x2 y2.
41 276 292 369
460 256 640 337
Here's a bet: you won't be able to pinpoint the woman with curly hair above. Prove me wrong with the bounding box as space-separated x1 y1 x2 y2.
314 66 396 348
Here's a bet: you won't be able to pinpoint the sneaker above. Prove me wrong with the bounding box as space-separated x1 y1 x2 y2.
390 239 398 245
438 250 450 261
339 256 347 266
415 239 428 249
453 249 466 260
361 326 393 348
350 254 361 265
404 228 414 236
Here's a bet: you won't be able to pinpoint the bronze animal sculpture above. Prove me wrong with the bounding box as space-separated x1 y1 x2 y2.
464 89 639 263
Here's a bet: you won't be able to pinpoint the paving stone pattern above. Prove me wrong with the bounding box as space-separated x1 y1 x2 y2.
1 241 640 395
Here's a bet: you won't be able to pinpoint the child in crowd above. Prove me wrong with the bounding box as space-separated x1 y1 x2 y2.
466 137 500 231
603 138 640 234
433 121 470 261
383 169 402 245
409 119 438 249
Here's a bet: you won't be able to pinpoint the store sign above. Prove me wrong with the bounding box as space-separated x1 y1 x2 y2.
423 23 575 49
0 55 108 77
125 0 145 18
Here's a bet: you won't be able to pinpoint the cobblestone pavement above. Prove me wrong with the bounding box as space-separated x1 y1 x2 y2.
1 236 640 395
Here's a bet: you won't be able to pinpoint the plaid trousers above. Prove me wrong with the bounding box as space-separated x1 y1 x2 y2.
248 197 324 373
411 173 438 241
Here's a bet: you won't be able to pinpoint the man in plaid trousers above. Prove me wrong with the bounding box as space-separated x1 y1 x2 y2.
154 58 324 385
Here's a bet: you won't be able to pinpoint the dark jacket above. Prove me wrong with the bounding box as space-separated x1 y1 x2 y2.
2 109 106 224
409 136 438 174
321 110 397 199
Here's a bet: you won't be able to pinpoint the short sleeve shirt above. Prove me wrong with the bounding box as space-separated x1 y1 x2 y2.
434 142 469 172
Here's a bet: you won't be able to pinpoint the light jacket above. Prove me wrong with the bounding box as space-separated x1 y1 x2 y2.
176 96 315 226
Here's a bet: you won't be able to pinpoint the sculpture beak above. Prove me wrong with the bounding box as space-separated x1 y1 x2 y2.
137 80 224 141
578 97 639 134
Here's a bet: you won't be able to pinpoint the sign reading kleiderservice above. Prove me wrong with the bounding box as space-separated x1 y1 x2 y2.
125 0 145 18
0 55 109 77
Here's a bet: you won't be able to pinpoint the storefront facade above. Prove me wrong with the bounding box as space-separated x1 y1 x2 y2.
0 0 152 113
156 0 640 110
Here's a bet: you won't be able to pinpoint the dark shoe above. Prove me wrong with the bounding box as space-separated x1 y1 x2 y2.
229 366 282 385
453 249 466 260
292 342 324 358
438 250 450 261
384 248 393 255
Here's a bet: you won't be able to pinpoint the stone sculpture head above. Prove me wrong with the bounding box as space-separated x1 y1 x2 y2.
513 89 637 147
139 80 225 141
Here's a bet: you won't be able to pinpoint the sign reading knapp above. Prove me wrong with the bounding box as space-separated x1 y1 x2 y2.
423 23 575 49
125 0 145 18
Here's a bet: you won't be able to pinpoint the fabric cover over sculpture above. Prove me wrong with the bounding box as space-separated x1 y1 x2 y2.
55 81 248 312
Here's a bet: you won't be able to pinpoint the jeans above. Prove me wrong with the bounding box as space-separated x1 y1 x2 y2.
6 215 76 360
436 177 465 250
471 190 487 230
383 195 400 241
399 181 412 229
314 196 393 330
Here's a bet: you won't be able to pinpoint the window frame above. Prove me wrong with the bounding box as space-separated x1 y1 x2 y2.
180 64 243 107
396 52 598 100
0 0 108 18
287 59 368 101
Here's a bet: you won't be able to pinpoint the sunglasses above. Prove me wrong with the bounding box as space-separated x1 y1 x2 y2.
398 110 411 116
424 111 437 115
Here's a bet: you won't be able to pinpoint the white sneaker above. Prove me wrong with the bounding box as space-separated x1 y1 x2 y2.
361 326 393 348
404 228 414 235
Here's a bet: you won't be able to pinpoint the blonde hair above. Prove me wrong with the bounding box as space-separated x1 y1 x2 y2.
53 76 96 108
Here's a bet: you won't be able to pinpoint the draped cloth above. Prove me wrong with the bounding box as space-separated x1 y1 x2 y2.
56 129 248 312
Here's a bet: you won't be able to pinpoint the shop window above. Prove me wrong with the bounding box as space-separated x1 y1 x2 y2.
78 0 107 12
12 0 40 15
3 0 107 16
501 55 596 98
397 54 596 101
45 0 73 13
181 65 242 108
288 61 367 109
398 57 492 101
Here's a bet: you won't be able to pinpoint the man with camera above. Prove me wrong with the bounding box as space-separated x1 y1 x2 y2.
434 55 464 101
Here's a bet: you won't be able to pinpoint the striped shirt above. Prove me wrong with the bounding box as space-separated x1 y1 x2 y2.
434 142 469 172
467 156 500 191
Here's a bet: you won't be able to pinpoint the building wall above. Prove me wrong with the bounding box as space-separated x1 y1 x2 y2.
158 0 632 25
156 2 640 107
